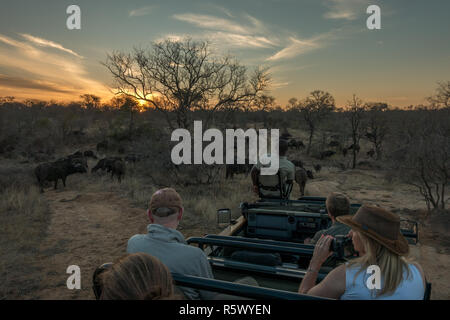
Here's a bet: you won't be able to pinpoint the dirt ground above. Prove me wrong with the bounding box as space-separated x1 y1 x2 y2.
16 166 450 300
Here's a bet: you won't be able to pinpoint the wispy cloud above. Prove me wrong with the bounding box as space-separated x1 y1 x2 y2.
266 35 325 61
0 74 73 93
173 13 250 34
170 12 278 49
323 0 370 20
0 33 110 101
20 33 83 58
129 5 156 17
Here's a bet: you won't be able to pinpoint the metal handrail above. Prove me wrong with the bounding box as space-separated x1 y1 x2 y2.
171 273 331 300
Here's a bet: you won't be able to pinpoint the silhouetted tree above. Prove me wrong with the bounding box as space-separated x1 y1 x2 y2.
104 38 270 129
296 90 335 154
345 95 366 169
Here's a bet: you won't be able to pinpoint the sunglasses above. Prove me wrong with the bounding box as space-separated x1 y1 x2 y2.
92 262 113 300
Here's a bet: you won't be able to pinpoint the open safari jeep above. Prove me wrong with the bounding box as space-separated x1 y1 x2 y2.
93 196 428 300
180 196 428 300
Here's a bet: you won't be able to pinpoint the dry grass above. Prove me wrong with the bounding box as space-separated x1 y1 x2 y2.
0 183 50 299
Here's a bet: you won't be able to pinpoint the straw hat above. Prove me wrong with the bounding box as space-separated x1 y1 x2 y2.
337 204 409 256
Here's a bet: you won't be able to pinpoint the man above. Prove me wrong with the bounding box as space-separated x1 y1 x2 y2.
127 187 214 300
250 139 295 199
304 192 351 244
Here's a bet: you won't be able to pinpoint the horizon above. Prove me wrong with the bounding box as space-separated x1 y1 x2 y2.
0 0 449 108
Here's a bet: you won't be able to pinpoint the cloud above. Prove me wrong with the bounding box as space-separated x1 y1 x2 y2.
173 13 250 34
266 36 324 61
207 32 277 48
323 0 370 21
20 34 83 58
0 74 74 93
0 33 110 101
129 5 155 17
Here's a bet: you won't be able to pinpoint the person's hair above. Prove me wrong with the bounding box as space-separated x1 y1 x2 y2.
348 231 411 296
326 192 350 218
153 206 179 217
99 253 179 300
279 139 289 156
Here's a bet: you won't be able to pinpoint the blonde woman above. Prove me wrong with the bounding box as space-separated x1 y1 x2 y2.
298 205 426 299
99 253 181 300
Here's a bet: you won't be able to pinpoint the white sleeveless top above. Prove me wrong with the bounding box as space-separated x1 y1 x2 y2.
340 263 425 300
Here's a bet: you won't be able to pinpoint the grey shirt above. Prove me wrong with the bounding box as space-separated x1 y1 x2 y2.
310 221 351 244
254 156 295 198
127 224 214 300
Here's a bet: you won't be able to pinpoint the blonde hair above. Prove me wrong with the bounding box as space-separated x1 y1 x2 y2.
348 231 411 296
100 253 180 300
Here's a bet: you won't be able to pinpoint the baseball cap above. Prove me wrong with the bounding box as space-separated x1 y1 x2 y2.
149 188 183 216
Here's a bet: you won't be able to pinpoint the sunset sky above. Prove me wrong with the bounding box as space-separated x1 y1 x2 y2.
0 0 449 107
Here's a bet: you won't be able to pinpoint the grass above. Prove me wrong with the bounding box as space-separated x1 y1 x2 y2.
0 183 50 299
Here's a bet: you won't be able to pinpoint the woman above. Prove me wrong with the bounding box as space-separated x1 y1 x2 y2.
298 204 426 299
98 252 181 300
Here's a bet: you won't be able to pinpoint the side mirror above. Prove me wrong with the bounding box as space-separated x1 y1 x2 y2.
217 208 231 227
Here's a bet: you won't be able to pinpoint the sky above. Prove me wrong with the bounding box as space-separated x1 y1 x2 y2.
0 0 449 107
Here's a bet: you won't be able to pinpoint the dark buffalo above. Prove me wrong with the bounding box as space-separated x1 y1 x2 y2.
314 164 322 172
91 157 122 173
83 150 97 159
35 157 87 192
367 149 375 158
289 139 305 149
281 132 292 140
295 168 308 196
320 150 336 160
328 140 340 148
347 144 360 153
291 159 304 168
225 163 252 179
96 140 108 152
306 170 314 179
342 148 348 157
111 159 125 182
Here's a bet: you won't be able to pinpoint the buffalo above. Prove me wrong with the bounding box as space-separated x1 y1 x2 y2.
35 157 87 192
314 164 322 172
288 139 305 149
111 159 125 182
291 159 304 168
328 140 340 148
320 150 336 160
347 144 360 153
225 163 252 179
295 168 308 196
83 150 97 159
91 157 122 174
306 170 314 179
367 149 375 158
96 140 108 152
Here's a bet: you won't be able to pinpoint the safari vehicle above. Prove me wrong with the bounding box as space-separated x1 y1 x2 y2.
93 196 428 300
181 196 425 299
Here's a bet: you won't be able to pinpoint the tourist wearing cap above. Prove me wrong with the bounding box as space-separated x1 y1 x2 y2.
126 188 215 300
298 204 427 299
304 192 351 245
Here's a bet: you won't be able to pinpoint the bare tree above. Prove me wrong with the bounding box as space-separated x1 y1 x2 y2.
365 102 389 160
296 90 335 154
427 81 450 109
80 94 101 110
103 38 270 129
399 119 449 213
345 95 366 169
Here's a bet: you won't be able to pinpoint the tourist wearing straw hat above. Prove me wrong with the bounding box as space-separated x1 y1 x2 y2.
298 204 427 299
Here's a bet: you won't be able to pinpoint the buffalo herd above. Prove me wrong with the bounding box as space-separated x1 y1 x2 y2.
35 148 129 192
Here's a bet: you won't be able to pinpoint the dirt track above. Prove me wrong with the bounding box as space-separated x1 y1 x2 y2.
22 170 450 299
24 190 146 299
